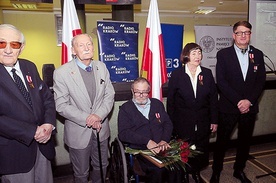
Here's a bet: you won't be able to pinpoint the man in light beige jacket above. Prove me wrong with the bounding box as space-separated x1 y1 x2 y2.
53 34 115 183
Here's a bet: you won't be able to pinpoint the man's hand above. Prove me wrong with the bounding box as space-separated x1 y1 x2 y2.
237 99 251 114
210 124 218 133
86 114 102 128
147 140 159 154
91 121 102 132
157 140 171 151
34 123 53 143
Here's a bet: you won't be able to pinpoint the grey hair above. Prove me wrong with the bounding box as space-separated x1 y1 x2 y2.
71 33 93 47
0 24 25 44
131 77 151 91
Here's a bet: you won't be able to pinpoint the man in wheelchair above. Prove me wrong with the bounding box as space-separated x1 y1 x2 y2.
118 77 181 183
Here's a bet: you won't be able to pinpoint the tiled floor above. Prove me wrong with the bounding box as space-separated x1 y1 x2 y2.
53 142 276 183
200 142 276 183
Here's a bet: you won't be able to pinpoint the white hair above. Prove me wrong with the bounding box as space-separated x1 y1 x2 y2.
0 24 25 44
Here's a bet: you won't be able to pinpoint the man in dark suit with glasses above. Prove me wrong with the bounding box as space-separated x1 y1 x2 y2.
210 21 266 183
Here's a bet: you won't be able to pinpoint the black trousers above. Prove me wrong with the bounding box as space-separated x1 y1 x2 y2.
212 112 256 173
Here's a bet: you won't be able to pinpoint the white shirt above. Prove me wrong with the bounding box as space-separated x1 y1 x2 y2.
185 64 202 98
4 61 29 91
234 44 249 81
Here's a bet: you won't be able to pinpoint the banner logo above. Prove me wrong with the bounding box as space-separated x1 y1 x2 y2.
199 36 215 53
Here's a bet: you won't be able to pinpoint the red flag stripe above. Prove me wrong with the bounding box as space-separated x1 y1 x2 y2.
158 34 167 85
72 29 82 37
141 28 151 72
61 43 68 65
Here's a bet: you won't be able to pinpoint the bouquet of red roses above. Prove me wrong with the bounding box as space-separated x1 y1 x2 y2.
125 139 202 171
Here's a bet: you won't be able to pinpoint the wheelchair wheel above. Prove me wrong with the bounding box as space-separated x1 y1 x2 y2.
109 138 128 183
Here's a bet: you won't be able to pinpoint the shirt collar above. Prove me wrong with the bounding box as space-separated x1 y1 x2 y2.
132 98 151 108
234 44 249 54
75 58 92 71
185 64 202 76
4 60 21 73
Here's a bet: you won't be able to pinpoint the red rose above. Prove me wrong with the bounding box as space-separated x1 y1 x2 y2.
180 149 190 163
180 142 189 150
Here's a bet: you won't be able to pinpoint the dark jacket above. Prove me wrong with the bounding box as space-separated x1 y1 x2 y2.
0 59 56 174
216 45 266 114
167 66 218 142
118 98 173 150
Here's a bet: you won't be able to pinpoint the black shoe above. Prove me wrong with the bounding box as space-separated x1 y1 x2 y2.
233 170 252 183
192 172 204 183
210 172 220 183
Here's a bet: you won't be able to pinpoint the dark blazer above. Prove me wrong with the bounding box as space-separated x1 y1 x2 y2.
216 45 266 114
167 66 218 142
118 98 173 150
0 59 56 174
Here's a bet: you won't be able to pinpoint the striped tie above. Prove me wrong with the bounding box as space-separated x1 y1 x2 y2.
11 68 32 107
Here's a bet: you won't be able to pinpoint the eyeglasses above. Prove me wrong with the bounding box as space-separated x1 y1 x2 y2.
133 91 150 97
0 41 22 49
234 31 251 36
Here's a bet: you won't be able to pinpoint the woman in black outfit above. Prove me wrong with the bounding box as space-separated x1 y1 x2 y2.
167 43 218 183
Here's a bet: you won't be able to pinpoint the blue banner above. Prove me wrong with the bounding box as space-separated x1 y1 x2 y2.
161 23 184 79
97 21 139 82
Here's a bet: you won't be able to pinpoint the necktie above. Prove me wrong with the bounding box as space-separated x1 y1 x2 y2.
11 68 32 107
241 49 247 54
86 66 92 72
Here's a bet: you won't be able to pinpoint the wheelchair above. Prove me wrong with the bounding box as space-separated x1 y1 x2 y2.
109 137 143 183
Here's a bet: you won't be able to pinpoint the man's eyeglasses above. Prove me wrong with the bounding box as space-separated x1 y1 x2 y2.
133 91 150 97
234 31 251 36
0 41 22 49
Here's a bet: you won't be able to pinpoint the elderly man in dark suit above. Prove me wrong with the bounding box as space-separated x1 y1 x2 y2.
210 21 266 183
0 24 56 183
118 77 174 183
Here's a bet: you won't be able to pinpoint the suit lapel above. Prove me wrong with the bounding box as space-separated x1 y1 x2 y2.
19 61 34 111
0 64 32 111
245 46 256 81
182 66 196 99
196 68 203 99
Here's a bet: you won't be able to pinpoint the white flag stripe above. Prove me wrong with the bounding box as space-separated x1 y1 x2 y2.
148 0 162 100
62 0 81 64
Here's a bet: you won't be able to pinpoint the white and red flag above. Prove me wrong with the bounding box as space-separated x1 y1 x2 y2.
61 0 82 64
140 0 167 101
